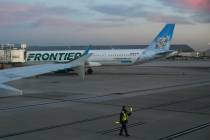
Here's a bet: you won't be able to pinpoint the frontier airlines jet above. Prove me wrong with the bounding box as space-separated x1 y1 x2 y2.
27 24 176 74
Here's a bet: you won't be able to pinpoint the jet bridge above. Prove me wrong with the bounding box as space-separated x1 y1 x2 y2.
0 44 27 69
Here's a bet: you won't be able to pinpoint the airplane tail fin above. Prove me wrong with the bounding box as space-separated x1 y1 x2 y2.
146 24 175 51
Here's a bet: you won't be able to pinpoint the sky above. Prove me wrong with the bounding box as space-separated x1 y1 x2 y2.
0 0 209 51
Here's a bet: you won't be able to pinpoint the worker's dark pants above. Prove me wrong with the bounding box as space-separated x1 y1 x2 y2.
120 122 128 135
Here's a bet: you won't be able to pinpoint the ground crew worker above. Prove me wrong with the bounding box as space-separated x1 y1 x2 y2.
119 105 132 137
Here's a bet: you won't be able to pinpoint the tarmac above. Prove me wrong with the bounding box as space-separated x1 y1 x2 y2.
0 60 210 140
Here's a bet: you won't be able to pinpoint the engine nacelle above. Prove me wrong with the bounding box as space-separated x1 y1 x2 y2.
87 62 102 67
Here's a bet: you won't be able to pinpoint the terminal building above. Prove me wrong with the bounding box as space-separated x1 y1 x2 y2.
0 44 27 69
204 49 210 57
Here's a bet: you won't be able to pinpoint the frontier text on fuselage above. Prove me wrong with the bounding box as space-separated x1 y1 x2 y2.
27 52 82 61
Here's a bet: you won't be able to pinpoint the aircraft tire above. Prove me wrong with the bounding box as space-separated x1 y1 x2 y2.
87 68 93 74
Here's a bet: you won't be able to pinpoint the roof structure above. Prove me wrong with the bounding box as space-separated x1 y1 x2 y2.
27 44 194 52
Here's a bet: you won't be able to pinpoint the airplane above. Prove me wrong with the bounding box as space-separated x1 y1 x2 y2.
0 49 91 95
26 24 176 74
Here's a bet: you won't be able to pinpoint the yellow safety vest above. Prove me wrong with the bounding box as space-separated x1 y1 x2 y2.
122 112 128 121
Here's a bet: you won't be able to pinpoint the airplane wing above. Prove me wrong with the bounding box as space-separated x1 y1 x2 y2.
0 49 91 95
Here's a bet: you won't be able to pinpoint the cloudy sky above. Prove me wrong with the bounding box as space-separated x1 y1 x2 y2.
0 0 209 50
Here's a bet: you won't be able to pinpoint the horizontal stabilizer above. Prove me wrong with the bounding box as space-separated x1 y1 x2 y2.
155 50 174 56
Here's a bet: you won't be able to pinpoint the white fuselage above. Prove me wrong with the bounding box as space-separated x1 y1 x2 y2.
26 24 176 67
26 49 149 66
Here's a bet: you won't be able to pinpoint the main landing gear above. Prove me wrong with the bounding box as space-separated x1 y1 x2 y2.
87 68 93 74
